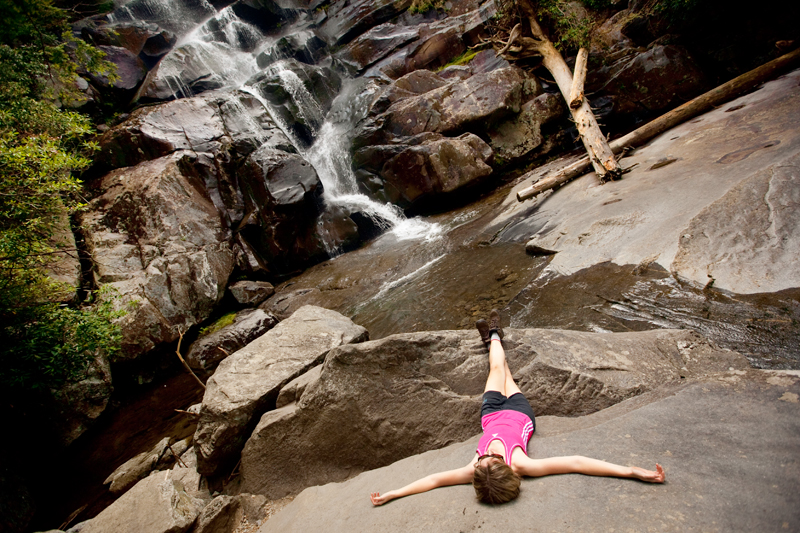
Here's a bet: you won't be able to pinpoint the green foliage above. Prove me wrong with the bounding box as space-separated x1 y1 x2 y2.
536 0 595 51
436 49 480 71
0 287 123 390
0 0 122 391
580 0 614 9
199 312 238 338
409 0 446 14
650 0 702 21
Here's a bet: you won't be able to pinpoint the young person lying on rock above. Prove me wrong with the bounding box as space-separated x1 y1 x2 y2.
370 310 665 506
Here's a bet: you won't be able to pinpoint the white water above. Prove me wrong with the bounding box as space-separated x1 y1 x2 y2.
116 0 441 252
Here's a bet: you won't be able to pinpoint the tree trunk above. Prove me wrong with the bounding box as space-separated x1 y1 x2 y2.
515 46 800 202
569 48 588 109
519 1 622 181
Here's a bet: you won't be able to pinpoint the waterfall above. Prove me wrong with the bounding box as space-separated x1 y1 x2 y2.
118 0 440 253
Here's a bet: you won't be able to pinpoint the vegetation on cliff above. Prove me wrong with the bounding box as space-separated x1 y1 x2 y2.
0 0 121 392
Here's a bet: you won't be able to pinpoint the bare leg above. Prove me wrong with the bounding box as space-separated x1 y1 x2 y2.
484 338 521 395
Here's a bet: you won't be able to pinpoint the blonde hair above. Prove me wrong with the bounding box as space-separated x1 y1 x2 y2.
473 461 521 504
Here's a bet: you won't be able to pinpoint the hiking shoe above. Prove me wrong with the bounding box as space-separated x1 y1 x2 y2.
476 319 491 344
488 309 504 339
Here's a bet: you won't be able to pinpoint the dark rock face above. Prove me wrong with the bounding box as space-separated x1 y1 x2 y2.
80 152 235 360
236 146 330 272
49 353 114 446
89 45 148 94
591 45 709 119
239 328 746 498
230 0 301 35
334 23 421 74
350 67 545 209
228 280 276 305
256 30 328 67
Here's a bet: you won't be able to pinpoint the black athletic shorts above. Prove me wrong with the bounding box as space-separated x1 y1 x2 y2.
481 391 536 431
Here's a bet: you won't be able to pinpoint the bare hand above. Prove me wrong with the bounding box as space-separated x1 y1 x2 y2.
631 463 665 483
371 492 390 506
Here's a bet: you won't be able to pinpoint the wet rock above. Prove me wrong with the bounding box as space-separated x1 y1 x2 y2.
353 67 526 148
194 305 369 476
239 328 744 497
80 470 206 533
243 59 342 148
186 309 279 372
235 146 328 273
319 0 414 46
80 152 235 360
256 29 328 67
334 23 420 74
230 0 300 35
228 281 276 305
104 437 173 495
467 48 511 75
94 90 292 173
380 132 493 208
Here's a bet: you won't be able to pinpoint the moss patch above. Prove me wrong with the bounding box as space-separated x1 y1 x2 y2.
199 312 237 338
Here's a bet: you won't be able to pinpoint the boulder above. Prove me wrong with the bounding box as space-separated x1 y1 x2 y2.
89 45 148 94
192 495 241 533
230 0 300 35
194 305 369 476
80 470 206 533
258 371 800 533
275 364 322 408
672 150 800 294
235 146 328 273
353 67 526 148
94 91 292 173
486 92 565 164
379 132 493 207
104 437 170 495
334 23 420 74
186 309 279 372
239 327 745 498
80 152 235 360
228 281 276 305
319 0 414 46
590 44 708 119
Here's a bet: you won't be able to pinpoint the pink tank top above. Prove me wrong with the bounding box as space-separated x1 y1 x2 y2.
477 410 535 464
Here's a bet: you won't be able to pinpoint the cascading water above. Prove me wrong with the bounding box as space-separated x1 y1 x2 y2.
118 0 439 255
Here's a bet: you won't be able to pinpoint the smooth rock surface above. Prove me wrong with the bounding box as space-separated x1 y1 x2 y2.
194 305 369 476
259 370 800 532
81 470 206 533
503 68 800 294
239 327 744 498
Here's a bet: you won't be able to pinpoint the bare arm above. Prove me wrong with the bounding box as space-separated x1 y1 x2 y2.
370 457 477 506
516 455 665 483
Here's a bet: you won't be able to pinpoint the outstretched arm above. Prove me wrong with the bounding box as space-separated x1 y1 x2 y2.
370 459 476 506
516 455 665 483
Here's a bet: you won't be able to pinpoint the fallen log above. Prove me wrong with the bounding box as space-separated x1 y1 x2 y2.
516 46 800 202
